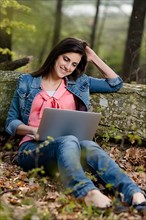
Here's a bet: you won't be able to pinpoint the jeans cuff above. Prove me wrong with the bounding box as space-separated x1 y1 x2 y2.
73 184 97 198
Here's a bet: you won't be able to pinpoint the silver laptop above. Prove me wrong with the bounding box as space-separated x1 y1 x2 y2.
37 108 101 141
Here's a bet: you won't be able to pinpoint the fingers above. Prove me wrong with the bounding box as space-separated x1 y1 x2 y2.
34 133 40 141
85 46 94 62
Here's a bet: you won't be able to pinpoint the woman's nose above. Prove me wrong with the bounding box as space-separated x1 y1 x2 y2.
65 62 72 71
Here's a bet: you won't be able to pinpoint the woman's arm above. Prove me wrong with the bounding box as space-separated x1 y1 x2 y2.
85 46 123 93
85 46 118 78
16 124 39 140
16 124 38 136
5 75 37 136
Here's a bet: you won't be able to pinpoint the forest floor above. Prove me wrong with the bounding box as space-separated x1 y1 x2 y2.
0 134 146 220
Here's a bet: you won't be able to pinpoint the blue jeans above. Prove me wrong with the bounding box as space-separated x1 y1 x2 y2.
18 135 142 205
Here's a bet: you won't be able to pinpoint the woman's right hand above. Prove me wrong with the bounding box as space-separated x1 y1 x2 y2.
31 127 40 140
31 127 38 135
16 124 38 137
34 132 40 141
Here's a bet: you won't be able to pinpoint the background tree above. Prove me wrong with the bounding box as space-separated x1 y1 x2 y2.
0 0 35 70
1 0 145 83
96 0 109 53
90 0 101 49
52 0 63 47
0 7 12 62
122 0 146 83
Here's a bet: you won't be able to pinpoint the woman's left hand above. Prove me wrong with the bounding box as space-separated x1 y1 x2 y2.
85 46 96 62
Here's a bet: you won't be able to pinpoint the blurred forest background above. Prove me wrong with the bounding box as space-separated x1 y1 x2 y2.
0 0 146 84
0 2 146 219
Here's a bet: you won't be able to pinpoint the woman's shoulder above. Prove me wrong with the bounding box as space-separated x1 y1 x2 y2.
18 73 37 86
18 73 42 91
17 73 35 92
19 73 33 81
77 74 93 87
76 73 89 82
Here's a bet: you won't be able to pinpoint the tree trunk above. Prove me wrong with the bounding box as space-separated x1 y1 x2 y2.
90 0 101 49
0 8 13 63
122 0 146 83
52 0 63 47
96 0 109 53
38 29 51 65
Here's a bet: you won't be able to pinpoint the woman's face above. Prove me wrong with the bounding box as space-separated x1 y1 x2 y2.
53 52 82 78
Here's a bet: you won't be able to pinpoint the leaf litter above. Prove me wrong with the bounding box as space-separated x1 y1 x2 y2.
0 137 146 220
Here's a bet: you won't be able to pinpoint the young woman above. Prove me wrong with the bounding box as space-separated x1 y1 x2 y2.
5 37 145 210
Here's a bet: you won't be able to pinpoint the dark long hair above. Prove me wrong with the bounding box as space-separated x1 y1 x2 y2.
31 37 88 80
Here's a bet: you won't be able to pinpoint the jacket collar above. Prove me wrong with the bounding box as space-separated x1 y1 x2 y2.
30 75 76 89
65 77 76 86
31 76 42 89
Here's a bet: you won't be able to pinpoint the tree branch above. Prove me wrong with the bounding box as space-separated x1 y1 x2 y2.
0 56 33 71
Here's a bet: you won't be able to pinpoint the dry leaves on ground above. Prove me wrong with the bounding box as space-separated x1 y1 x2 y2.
0 140 146 220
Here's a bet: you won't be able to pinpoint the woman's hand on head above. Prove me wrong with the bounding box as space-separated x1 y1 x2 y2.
85 46 97 62
85 45 118 78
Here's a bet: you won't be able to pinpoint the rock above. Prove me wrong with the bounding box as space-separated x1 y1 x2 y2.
0 71 21 132
91 83 146 140
0 71 146 141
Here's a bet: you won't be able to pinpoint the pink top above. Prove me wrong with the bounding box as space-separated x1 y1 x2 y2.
20 79 77 145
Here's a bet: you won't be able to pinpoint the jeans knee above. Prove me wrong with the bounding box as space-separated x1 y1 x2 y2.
55 135 81 161
64 135 79 143
56 135 80 151
80 140 101 150
59 135 79 144
80 140 108 158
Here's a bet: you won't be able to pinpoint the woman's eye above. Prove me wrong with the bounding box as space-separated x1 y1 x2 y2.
63 56 78 67
63 56 69 61
73 63 77 67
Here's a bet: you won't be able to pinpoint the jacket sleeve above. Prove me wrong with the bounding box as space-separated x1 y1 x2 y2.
5 76 24 135
88 76 123 93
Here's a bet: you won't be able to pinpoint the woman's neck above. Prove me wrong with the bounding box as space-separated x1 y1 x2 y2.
42 75 62 91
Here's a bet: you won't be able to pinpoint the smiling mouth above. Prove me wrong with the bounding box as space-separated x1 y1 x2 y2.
60 67 68 73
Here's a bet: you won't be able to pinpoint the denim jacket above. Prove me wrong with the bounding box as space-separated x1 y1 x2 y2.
5 73 123 135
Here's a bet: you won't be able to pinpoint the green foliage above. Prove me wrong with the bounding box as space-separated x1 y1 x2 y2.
106 183 114 190
127 133 142 145
0 19 35 34
22 207 37 220
28 166 45 178
0 0 35 58
4 142 13 150
62 200 76 214
0 48 15 56
0 201 13 220
0 0 35 34
102 125 119 142
135 165 145 172
102 124 143 145
0 0 30 12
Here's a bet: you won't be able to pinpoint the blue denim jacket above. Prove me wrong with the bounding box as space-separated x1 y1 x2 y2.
5 73 123 135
